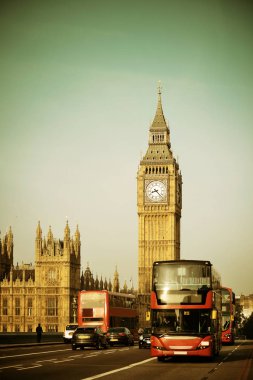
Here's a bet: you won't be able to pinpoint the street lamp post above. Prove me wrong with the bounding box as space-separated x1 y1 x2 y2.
72 296 77 324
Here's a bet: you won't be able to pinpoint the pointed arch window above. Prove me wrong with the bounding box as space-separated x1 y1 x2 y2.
15 298 20 316
2 298 8 315
46 297 58 316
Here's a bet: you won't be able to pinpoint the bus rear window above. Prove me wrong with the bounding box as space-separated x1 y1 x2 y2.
80 292 105 308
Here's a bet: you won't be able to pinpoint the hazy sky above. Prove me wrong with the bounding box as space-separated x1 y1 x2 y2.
1 0 252 295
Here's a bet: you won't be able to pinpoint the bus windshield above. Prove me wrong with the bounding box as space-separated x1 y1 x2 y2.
152 309 211 335
153 262 211 291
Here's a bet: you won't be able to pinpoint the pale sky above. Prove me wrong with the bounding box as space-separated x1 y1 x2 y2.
0 0 252 295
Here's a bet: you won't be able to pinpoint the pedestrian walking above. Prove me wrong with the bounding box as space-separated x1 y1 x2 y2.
36 323 43 343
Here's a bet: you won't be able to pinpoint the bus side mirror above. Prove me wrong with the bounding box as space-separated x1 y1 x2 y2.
211 309 217 320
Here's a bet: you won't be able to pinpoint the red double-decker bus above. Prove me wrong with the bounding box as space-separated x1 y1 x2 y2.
150 260 222 360
77 290 138 333
221 287 235 344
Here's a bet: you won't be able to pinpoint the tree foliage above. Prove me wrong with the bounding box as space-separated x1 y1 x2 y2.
234 303 246 336
242 312 253 339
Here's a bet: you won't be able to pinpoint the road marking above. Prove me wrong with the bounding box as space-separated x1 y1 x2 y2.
0 348 72 359
17 363 43 371
200 343 242 380
46 358 75 363
0 364 24 370
85 353 100 358
81 357 156 380
0 347 134 373
68 354 83 358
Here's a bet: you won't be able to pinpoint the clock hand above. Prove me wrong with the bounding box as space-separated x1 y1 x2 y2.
152 189 161 196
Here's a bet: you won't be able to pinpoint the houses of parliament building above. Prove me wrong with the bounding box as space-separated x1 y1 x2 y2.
0 86 182 332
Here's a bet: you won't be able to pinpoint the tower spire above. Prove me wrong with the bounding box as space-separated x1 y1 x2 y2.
150 81 168 132
36 221 42 239
64 220 70 240
47 225 53 241
157 80 162 96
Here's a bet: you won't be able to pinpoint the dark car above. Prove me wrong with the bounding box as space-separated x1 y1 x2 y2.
139 327 151 349
106 327 135 346
71 326 108 350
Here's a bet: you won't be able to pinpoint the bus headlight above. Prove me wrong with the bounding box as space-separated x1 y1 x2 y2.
200 341 210 347
197 341 210 350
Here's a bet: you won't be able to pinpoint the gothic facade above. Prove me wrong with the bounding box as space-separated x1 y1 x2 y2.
0 222 81 333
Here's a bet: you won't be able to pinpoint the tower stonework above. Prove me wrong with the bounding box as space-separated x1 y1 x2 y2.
137 87 182 302
35 221 81 331
0 227 13 280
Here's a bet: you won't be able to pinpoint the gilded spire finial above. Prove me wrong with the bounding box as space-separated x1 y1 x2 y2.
157 80 162 95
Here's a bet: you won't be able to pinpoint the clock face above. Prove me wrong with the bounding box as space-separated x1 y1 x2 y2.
146 181 166 201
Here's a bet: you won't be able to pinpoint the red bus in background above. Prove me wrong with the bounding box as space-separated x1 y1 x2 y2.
221 287 235 344
150 260 222 361
77 290 138 333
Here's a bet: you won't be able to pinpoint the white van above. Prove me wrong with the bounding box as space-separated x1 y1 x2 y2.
63 323 78 343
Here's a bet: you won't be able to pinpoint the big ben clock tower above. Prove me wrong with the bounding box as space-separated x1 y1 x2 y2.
137 85 182 303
